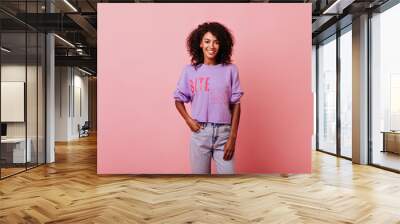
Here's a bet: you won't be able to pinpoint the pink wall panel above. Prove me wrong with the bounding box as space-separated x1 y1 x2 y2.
98 3 312 174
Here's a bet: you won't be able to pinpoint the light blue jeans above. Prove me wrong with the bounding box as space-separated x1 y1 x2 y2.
190 122 235 174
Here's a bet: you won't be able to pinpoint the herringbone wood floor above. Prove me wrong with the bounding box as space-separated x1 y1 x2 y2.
1 134 400 224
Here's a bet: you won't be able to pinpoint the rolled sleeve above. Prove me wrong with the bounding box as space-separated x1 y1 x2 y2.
173 66 192 103
230 65 244 104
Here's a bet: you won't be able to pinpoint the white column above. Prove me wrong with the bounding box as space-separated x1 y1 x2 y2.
46 33 55 163
46 1 55 163
352 14 369 164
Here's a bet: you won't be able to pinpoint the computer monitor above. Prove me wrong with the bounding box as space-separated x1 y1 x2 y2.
1 123 7 137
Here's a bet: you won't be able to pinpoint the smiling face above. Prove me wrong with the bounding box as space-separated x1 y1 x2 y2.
200 32 220 64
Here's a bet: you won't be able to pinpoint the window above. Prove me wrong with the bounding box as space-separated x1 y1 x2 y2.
339 27 352 158
371 3 400 171
317 35 337 154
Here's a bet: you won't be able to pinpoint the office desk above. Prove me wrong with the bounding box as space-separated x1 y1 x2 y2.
1 138 32 164
382 131 400 154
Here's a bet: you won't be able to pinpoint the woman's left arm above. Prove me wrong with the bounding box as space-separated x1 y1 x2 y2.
223 103 241 161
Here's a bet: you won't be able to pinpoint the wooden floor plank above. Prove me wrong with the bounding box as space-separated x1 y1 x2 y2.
0 134 400 223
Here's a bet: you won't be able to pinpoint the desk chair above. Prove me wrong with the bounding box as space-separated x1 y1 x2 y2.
79 121 90 138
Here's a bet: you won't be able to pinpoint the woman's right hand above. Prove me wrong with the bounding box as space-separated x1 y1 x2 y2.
186 118 202 132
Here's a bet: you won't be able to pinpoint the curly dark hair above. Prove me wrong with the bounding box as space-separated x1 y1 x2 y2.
186 22 234 68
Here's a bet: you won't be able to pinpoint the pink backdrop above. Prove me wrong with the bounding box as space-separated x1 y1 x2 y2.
98 3 312 174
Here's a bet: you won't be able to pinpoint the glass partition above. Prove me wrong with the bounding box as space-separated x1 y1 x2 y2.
1 31 28 177
317 35 337 154
0 1 46 179
27 31 38 169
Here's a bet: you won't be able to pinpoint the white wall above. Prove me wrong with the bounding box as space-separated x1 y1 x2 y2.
1 64 46 164
55 66 89 141
1 65 26 134
72 72 89 138
1 65 41 137
55 66 70 141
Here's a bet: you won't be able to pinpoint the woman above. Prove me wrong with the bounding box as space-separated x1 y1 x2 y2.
173 22 243 174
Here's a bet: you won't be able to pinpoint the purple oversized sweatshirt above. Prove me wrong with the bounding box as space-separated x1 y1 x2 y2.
173 63 244 124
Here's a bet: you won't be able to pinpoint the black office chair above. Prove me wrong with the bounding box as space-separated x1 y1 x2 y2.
79 121 90 138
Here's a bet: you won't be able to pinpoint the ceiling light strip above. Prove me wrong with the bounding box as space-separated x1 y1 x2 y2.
78 67 93 76
63 0 78 12
323 0 343 14
54 34 75 48
1 47 11 53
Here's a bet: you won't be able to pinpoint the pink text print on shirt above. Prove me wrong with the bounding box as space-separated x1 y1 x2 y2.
189 76 210 94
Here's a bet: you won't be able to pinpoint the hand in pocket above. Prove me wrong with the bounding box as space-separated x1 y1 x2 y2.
186 118 203 132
